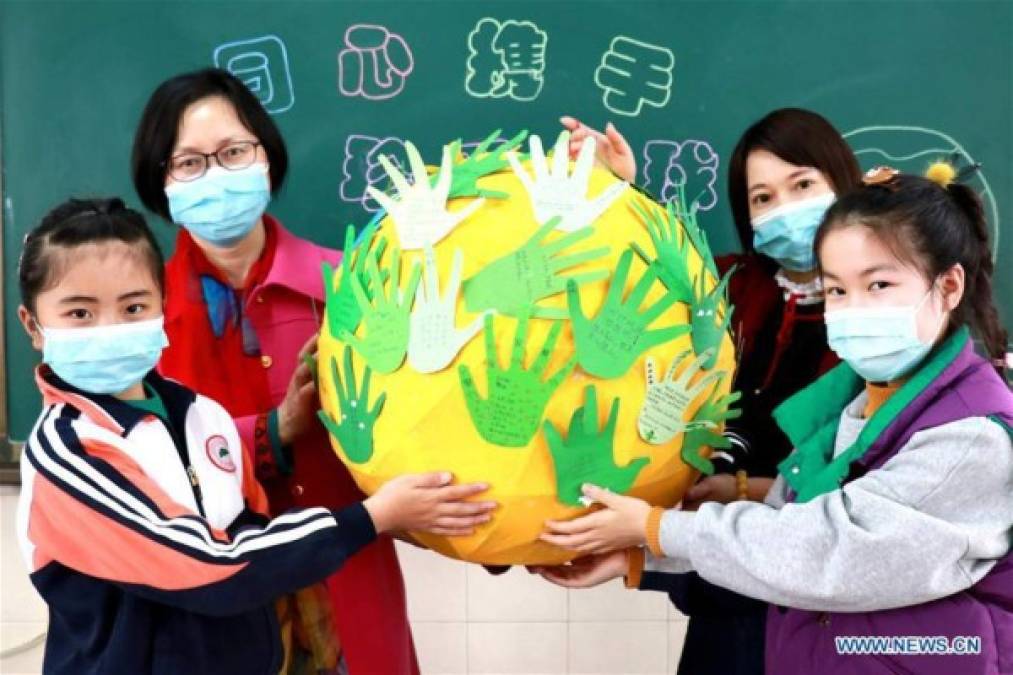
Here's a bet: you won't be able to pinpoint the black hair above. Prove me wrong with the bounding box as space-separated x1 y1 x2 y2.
131 68 288 220
727 108 862 255
815 174 1007 375
18 198 165 313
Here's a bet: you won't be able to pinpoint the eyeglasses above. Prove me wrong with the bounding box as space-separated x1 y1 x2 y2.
165 141 262 182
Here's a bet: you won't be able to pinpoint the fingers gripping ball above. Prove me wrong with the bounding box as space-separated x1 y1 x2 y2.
318 132 737 565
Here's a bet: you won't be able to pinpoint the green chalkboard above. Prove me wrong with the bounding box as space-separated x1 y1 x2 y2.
2 0 1010 451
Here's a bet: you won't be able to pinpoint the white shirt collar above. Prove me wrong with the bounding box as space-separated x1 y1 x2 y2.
774 268 824 305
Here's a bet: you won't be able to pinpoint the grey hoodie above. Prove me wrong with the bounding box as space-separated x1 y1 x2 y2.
643 391 1013 613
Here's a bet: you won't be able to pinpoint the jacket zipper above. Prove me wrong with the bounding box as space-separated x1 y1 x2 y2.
158 417 207 518
185 465 207 519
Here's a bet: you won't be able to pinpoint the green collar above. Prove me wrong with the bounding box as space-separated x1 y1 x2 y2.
773 326 969 502
124 383 169 422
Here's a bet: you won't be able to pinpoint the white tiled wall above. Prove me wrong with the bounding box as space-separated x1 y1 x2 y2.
0 486 687 674
398 541 687 675
1 487 48 675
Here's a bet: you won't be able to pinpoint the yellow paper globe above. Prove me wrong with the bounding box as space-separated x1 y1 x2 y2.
318 151 736 565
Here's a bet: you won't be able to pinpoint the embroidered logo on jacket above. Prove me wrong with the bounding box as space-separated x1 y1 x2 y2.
205 435 237 473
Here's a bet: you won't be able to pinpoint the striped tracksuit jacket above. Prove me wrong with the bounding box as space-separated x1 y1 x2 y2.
17 367 376 675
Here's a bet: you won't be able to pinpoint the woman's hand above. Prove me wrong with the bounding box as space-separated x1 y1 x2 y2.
277 333 319 446
529 550 630 589
560 117 637 183
681 475 775 511
680 474 737 511
364 472 497 536
539 484 650 554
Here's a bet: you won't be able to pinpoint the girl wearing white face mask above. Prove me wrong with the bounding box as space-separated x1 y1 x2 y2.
557 109 862 674
14 198 496 675
532 165 1013 675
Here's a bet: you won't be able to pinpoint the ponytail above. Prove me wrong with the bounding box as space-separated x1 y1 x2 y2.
946 183 1008 375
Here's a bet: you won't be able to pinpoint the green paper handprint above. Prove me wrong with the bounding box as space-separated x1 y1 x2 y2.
458 312 575 447
342 247 422 374
664 178 721 277
631 181 727 310
544 385 650 507
690 266 735 371
322 221 388 339
629 198 695 305
568 248 690 379
442 129 528 200
672 181 719 280
317 345 386 464
637 349 724 445
463 217 610 319
679 374 742 475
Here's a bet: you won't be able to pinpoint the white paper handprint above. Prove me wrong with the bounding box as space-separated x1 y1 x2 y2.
408 247 487 373
367 142 485 250
637 349 724 445
508 131 629 232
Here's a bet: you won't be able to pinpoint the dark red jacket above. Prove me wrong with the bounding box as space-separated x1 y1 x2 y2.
715 253 839 477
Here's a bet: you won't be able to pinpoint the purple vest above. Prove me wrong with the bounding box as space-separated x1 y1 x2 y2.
766 339 1013 675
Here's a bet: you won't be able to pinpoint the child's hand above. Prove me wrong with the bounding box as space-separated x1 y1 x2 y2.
278 333 320 446
364 472 496 536
529 550 630 589
539 484 650 554
559 117 636 183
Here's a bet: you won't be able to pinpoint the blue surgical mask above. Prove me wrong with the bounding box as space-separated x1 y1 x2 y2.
824 289 941 383
165 164 270 247
40 317 168 395
752 193 836 271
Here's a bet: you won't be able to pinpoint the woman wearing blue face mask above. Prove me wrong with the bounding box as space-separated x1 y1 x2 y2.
14 198 495 675
131 69 422 674
558 109 862 674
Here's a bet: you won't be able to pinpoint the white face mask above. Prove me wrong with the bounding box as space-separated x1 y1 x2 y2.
40 317 168 394
751 193 836 272
165 164 270 247
824 287 943 382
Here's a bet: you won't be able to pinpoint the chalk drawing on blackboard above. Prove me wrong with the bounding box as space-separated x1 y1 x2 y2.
465 18 547 101
213 35 294 114
341 135 409 212
641 139 720 212
338 24 414 101
844 125 1000 259
342 133 522 212
461 135 508 153
594 36 674 117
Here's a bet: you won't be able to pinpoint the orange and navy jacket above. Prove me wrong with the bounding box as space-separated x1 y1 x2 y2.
17 367 377 675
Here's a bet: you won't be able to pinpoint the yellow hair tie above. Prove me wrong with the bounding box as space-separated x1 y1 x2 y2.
925 161 957 188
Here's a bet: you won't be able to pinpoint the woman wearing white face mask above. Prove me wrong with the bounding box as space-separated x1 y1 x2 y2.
131 69 423 675
556 109 862 674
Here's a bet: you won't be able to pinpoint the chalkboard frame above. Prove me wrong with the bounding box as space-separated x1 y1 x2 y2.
1 0 1009 485
0 129 18 485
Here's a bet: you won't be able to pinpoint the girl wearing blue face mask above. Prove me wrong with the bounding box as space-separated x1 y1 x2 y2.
559 109 862 673
14 198 496 675
533 165 1012 675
